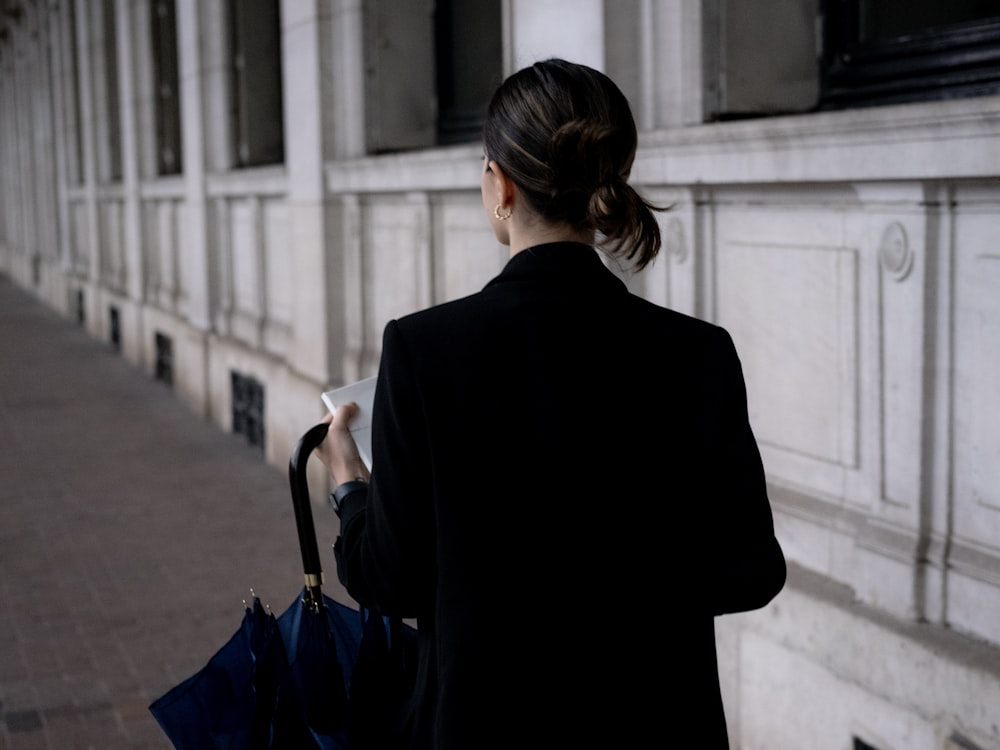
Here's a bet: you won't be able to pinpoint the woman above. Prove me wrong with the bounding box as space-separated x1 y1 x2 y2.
317 58 786 749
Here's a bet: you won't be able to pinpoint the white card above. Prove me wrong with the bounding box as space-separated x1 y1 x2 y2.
320 375 378 470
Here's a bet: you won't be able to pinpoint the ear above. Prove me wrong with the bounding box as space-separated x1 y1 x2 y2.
489 160 516 209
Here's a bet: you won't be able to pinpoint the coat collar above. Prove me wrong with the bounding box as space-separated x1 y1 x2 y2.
483 242 629 295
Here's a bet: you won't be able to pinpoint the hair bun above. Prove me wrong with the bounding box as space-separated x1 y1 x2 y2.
549 121 617 193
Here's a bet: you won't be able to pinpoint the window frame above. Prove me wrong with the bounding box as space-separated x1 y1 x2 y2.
228 0 285 168
101 0 123 181
433 0 502 146
151 0 182 176
819 0 1000 109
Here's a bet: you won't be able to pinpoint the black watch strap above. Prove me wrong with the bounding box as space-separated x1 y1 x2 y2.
329 479 368 512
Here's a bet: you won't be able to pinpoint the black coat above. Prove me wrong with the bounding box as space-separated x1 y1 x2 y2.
334 241 786 749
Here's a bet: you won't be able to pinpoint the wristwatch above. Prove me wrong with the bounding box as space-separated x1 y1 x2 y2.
329 479 368 513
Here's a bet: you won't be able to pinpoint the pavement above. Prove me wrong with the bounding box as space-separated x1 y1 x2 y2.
0 275 348 749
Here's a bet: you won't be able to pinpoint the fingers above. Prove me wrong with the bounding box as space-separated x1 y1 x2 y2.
316 400 368 484
329 400 360 428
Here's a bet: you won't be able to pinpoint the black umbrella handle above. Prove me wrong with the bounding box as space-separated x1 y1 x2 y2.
289 421 331 611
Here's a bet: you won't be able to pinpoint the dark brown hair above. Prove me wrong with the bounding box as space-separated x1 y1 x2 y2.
482 58 665 270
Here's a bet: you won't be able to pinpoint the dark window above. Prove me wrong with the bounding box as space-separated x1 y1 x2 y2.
102 0 122 180
67 0 85 185
151 0 182 175
820 0 1000 109
154 332 173 385
434 0 502 144
229 0 284 167
75 288 85 326
231 371 265 451
853 739 880 750
363 0 500 152
109 305 120 351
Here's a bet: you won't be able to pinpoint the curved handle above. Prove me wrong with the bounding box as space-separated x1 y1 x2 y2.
288 421 331 610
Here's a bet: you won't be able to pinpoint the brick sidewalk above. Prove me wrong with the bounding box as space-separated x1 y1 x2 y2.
0 276 346 749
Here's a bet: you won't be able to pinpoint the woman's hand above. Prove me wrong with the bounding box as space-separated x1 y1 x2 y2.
315 402 371 485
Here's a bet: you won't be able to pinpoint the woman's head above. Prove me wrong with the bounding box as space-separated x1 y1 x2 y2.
482 58 663 269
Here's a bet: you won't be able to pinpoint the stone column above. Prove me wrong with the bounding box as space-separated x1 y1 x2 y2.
115 0 147 363
281 0 342 384
329 0 366 159
647 0 715 127
29 3 59 286
48 1 74 277
508 0 604 70
74 0 101 306
6 14 29 276
0 60 9 271
850 182 934 623
175 0 211 331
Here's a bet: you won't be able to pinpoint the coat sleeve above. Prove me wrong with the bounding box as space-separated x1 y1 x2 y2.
705 327 786 616
333 319 436 617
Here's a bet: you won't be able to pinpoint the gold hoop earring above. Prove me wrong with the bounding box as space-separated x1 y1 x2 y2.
494 204 512 221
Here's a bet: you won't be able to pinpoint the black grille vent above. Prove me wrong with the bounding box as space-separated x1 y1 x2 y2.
231 371 265 452
109 306 121 352
154 332 173 386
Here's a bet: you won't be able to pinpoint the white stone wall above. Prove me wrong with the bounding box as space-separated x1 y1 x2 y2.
717 563 1000 750
2 1 999 748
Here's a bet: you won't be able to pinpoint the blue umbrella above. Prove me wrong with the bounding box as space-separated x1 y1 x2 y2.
274 590 359 750
274 589 419 750
149 423 417 749
283 422 418 750
149 593 312 749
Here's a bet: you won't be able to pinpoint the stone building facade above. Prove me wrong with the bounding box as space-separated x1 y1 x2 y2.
1 1 999 748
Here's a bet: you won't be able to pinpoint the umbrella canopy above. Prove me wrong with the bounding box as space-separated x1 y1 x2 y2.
149 593 315 749
275 590 361 750
277 590 418 750
149 422 418 749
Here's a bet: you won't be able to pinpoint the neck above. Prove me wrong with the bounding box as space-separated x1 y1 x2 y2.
507 224 594 258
